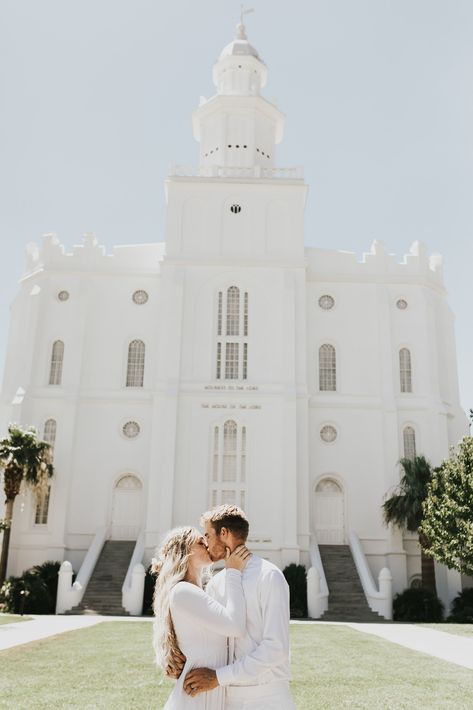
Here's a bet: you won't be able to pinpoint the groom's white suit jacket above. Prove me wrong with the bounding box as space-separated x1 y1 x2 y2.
206 554 292 688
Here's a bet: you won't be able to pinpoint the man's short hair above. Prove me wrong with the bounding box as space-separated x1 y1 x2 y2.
201 504 249 541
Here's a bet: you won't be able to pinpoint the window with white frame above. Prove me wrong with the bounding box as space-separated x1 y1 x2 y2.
216 287 248 380
319 344 336 391
35 418 56 525
126 340 145 387
211 420 247 508
403 426 416 461
399 348 412 393
49 340 64 385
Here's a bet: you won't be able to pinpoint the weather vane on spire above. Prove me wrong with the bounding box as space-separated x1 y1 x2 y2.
240 5 255 26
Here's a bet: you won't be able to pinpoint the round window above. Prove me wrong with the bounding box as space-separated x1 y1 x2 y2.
320 425 337 443
57 290 70 302
132 290 149 305
318 294 335 311
122 421 140 439
396 299 408 310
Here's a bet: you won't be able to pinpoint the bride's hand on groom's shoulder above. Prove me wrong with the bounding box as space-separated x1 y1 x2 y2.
165 648 186 679
225 544 252 572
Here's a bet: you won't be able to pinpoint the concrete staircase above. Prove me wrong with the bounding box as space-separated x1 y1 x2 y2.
318 545 386 622
68 540 135 615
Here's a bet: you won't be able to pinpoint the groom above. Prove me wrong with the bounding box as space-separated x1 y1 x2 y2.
182 504 296 710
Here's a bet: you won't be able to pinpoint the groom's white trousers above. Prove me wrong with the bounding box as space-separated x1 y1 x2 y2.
225 681 296 710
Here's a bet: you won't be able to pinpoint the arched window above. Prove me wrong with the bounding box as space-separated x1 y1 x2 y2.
211 420 247 508
49 340 64 385
126 340 145 387
216 287 248 380
403 426 416 461
399 348 412 393
319 344 336 391
43 419 57 448
35 418 57 525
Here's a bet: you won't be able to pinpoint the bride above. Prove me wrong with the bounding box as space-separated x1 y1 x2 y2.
152 526 251 709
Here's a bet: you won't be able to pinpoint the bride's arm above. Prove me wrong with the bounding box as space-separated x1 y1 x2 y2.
171 571 246 637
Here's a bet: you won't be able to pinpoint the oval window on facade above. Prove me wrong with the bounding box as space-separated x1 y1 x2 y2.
320 425 337 443
132 290 149 305
318 294 335 311
122 421 140 439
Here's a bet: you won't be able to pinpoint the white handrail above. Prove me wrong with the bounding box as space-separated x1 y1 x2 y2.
349 530 392 620
56 525 108 614
307 536 329 618
122 531 146 616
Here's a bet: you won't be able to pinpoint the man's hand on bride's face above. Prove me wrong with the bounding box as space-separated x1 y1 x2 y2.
165 648 186 679
225 544 252 572
184 667 218 696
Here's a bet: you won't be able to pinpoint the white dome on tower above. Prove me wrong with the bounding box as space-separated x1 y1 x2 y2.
219 22 263 62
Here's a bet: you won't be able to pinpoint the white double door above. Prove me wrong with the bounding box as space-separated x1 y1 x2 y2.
110 475 142 540
314 479 345 544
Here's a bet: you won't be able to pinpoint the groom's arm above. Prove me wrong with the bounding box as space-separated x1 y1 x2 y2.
184 569 290 694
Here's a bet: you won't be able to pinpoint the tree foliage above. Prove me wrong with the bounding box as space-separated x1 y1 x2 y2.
421 436 473 577
383 455 436 592
0 424 54 585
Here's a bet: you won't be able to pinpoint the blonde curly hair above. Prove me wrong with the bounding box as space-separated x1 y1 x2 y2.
152 526 203 669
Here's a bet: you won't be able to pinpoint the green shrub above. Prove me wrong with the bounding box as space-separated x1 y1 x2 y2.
283 563 308 618
393 587 444 622
0 560 61 614
448 588 473 623
143 565 157 616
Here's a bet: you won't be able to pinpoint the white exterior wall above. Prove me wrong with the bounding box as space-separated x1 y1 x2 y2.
0 26 468 602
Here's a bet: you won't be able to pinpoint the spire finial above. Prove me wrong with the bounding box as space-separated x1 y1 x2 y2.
237 5 254 39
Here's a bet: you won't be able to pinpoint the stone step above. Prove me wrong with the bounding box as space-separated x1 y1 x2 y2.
317 544 388 623
66 539 136 616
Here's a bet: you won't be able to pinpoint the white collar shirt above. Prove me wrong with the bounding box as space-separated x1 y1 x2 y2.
206 554 292 687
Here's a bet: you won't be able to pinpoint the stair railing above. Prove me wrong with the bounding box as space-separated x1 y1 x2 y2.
349 530 393 620
122 530 146 616
307 535 329 618
56 525 108 614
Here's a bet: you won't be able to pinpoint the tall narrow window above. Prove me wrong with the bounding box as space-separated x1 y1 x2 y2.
35 486 51 525
216 287 249 380
319 344 336 391
399 348 412 393
43 418 57 449
126 340 145 387
226 286 240 336
49 340 64 385
35 418 56 525
211 420 247 508
403 426 416 461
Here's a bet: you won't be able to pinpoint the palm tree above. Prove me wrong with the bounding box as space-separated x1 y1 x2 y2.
383 455 436 593
0 425 54 586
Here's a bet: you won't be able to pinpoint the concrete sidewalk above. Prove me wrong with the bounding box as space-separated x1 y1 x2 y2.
347 622 473 670
0 614 151 652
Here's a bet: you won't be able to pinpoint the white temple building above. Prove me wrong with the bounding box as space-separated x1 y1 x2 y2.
0 21 468 616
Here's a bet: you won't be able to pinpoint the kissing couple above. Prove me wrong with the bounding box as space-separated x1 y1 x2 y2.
152 504 296 709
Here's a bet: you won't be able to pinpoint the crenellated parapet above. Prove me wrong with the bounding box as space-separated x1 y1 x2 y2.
306 240 444 288
22 232 166 277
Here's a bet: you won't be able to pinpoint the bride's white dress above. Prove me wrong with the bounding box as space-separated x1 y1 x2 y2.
162 569 246 710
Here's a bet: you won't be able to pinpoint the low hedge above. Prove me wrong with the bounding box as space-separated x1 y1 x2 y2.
0 560 61 614
393 587 444 622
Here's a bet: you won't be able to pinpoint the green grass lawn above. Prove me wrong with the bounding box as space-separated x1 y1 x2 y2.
0 614 32 625
417 623 473 638
1 622 473 709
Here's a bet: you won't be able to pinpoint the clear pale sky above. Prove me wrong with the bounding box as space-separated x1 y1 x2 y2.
0 1 472 415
